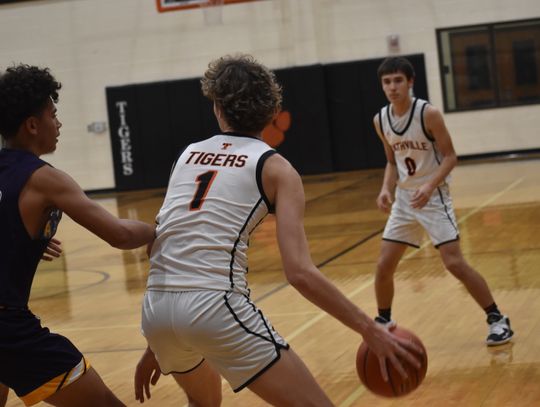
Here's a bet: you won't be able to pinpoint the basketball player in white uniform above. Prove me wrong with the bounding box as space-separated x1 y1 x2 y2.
134 55 423 406
372 57 513 346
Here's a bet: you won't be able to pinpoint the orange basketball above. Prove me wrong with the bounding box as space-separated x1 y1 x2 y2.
356 326 428 397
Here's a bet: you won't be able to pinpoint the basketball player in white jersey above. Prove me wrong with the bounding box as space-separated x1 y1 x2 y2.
133 54 423 406
372 57 513 346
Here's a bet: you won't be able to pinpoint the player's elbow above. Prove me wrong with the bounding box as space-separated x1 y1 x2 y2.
108 227 135 249
107 222 145 250
285 266 313 292
107 221 154 250
447 153 458 168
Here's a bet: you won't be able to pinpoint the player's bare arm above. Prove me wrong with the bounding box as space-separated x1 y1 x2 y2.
23 165 155 249
373 114 398 213
410 105 458 209
262 154 422 380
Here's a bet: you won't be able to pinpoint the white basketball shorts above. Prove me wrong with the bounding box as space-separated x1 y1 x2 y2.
382 185 459 248
141 289 289 392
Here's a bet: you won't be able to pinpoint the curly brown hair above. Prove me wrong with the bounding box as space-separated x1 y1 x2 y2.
201 54 282 134
0 64 61 140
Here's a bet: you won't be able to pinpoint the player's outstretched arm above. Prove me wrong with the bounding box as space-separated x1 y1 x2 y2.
262 154 422 380
26 166 155 249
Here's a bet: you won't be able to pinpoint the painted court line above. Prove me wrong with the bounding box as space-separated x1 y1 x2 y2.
58 323 140 332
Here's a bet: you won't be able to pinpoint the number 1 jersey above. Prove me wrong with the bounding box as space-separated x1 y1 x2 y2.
147 133 275 296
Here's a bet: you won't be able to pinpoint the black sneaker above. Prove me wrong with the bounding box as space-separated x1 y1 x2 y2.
486 313 514 346
374 316 397 330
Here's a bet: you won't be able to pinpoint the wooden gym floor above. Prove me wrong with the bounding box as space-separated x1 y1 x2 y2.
6 157 540 406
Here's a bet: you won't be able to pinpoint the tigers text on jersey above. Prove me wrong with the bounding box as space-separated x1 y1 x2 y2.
147 133 275 296
378 98 449 190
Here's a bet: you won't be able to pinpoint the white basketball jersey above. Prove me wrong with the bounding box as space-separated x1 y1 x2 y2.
379 98 448 190
147 133 275 296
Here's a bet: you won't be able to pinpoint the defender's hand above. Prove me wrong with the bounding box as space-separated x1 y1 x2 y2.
41 238 62 261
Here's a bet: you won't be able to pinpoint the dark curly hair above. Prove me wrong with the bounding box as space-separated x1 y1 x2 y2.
201 54 282 134
0 64 61 140
377 57 416 81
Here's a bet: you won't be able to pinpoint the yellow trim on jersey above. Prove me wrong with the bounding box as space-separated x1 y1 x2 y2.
20 357 90 406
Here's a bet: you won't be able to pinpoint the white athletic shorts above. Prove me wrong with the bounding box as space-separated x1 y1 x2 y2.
141 290 289 392
382 185 459 248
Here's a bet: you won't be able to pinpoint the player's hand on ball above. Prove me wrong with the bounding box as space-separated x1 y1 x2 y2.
363 323 423 381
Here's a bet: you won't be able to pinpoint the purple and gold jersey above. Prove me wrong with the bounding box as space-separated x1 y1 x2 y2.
0 149 85 406
0 148 62 308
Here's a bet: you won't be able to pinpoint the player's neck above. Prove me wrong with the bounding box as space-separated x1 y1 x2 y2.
4 137 38 156
225 128 261 139
391 96 413 118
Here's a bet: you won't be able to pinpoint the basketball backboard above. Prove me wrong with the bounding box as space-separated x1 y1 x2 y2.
156 0 260 13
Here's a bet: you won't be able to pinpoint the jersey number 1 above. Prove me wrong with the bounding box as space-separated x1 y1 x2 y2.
190 170 217 210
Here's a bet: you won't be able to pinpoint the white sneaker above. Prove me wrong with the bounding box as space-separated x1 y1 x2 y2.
374 316 397 330
486 314 514 346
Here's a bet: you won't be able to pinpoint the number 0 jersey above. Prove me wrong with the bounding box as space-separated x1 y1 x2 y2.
147 133 275 296
378 98 449 190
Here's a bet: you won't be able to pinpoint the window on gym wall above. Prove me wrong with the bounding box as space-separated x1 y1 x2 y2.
437 18 540 112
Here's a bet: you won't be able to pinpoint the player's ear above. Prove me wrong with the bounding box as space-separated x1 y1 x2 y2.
24 116 39 136
213 102 223 119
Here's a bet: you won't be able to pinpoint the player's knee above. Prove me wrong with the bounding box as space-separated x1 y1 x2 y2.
90 388 124 407
209 390 222 406
443 257 467 278
376 258 396 277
